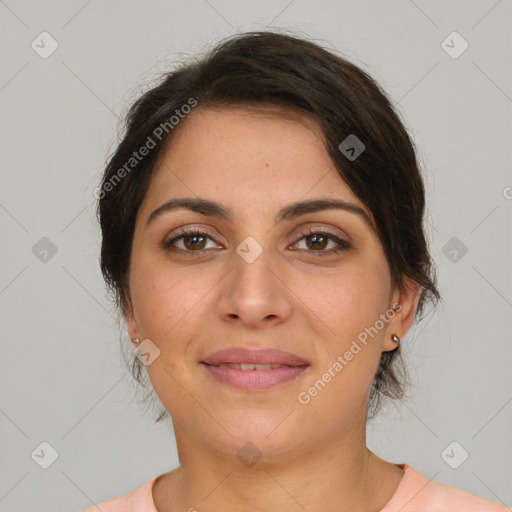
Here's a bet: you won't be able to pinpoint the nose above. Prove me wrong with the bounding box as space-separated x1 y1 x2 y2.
216 247 293 330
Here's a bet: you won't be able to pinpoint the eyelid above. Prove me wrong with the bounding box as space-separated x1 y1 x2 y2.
164 225 225 244
290 227 351 254
162 224 352 257
288 222 351 243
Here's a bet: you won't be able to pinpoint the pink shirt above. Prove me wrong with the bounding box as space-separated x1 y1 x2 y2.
80 463 509 511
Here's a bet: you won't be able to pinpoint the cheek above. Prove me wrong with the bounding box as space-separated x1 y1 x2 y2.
129 261 211 342
302 262 390 332
295 270 390 411
295 259 392 397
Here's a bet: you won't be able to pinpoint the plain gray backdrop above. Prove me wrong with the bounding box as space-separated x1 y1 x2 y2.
0 1 511 511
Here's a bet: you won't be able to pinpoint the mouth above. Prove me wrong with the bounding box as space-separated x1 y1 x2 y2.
201 347 309 367
200 347 309 390
204 362 296 370
201 363 309 390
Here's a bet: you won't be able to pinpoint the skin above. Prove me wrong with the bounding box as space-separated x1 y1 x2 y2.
124 105 421 512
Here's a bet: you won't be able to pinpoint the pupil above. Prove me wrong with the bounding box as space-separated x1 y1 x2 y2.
308 234 326 250
185 235 205 250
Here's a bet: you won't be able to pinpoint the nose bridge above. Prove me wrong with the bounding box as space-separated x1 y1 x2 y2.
216 238 292 326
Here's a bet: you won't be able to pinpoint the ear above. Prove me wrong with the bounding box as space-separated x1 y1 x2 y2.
382 276 422 352
123 299 140 348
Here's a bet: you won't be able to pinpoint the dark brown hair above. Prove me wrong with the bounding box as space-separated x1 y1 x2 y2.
97 30 440 422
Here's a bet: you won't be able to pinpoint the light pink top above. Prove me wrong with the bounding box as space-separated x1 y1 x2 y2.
80 463 509 511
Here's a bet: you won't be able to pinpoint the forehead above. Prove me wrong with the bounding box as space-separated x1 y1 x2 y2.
142 106 369 219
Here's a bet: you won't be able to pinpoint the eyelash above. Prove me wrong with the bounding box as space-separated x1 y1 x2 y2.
162 227 351 257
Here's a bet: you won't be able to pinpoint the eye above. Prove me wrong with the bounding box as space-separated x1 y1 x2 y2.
162 227 351 256
292 229 351 255
162 228 223 253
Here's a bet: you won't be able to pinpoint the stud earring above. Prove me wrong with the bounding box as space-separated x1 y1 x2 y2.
391 334 401 347
131 338 141 344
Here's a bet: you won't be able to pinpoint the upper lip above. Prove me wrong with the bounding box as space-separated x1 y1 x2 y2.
201 347 309 367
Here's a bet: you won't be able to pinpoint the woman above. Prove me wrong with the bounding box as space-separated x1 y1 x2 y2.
83 31 508 511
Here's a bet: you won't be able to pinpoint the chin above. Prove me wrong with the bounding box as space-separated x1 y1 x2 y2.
209 418 308 463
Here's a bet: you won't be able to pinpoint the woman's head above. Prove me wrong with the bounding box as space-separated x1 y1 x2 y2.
97 31 439 440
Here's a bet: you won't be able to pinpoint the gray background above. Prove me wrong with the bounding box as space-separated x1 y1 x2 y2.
0 1 511 511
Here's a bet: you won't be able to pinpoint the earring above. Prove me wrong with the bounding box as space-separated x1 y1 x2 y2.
132 338 141 344
391 334 401 347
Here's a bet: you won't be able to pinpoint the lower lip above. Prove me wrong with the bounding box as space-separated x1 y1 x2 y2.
201 363 309 390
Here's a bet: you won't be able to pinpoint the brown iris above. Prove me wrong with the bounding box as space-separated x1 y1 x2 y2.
183 234 207 250
305 233 328 250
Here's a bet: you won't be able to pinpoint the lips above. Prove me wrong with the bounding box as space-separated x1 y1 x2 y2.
201 347 309 367
200 347 310 390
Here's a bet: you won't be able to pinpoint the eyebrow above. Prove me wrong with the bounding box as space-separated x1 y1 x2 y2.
145 197 373 230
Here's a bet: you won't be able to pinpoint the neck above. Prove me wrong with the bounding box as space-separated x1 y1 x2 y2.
153 422 402 512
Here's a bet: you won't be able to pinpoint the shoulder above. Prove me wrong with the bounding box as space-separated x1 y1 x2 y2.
79 477 158 512
382 464 509 511
420 479 510 511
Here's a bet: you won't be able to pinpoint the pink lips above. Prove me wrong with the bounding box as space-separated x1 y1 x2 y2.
201 347 309 367
201 347 309 391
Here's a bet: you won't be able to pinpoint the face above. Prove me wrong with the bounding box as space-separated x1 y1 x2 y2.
125 106 419 461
